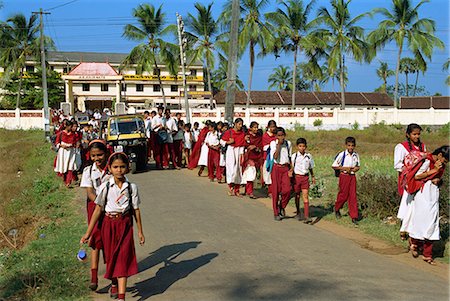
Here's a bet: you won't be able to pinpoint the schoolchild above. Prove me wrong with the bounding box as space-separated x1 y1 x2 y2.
269 127 292 220
218 123 229 183
205 122 222 182
191 122 200 150
401 145 448 265
79 140 111 291
289 138 316 223
262 120 278 197
54 120 77 186
164 108 180 169
183 123 193 167
143 110 152 159
193 121 211 175
221 118 247 196
332 137 360 224
173 113 184 168
151 107 169 169
81 152 145 301
72 121 83 173
242 121 262 198
394 123 426 240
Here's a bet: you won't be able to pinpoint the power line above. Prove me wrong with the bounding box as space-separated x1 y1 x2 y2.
45 0 80 12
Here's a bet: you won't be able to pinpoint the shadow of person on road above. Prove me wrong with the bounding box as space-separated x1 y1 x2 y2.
131 252 218 300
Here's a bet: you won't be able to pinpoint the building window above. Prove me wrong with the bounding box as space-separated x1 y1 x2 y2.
101 84 109 91
136 84 144 92
25 65 34 73
171 85 178 92
153 68 161 76
121 83 127 91
63 67 68 74
190 69 197 76
82 83 90 91
189 85 197 91
153 84 161 92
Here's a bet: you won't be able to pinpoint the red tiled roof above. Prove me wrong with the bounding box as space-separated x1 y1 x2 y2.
400 96 450 109
213 91 393 107
68 62 119 76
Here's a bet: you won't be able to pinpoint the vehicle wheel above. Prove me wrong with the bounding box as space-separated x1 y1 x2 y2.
130 161 137 174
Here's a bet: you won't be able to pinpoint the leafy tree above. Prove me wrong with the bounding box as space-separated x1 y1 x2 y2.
315 0 371 109
265 0 322 107
122 4 178 107
376 62 395 93
399 57 415 96
211 54 244 91
268 65 292 90
186 2 218 107
368 0 444 106
443 59 450 86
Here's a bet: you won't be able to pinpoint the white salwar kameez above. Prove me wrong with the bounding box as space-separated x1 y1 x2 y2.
54 145 77 174
262 142 272 185
225 146 245 184
198 143 209 166
241 165 257 184
401 160 440 241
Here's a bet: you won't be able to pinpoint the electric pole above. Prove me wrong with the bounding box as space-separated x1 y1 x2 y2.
225 0 240 124
32 8 50 140
176 13 190 124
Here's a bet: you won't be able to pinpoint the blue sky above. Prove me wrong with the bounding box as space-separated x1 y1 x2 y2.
1 0 449 95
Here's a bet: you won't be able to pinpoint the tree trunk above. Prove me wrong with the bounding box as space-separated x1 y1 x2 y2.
206 62 213 108
291 45 298 109
16 68 24 109
405 72 409 96
394 41 403 108
153 51 166 108
339 51 345 110
413 71 419 96
246 41 254 110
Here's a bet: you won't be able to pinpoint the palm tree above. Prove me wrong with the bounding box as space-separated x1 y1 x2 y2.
122 4 178 107
265 0 321 108
211 53 245 91
376 62 395 93
299 61 324 91
186 2 218 107
221 0 274 109
368 0 444 107
268 65 292 91
315 0 371 109
443 59 450 86
412 57 426 96
399 57 415 96
0 14 40 108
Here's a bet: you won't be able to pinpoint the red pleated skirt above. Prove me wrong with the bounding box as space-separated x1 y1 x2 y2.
87 199 103 250
101 213 138 280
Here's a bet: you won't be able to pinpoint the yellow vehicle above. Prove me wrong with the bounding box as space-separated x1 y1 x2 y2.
105 114 147 173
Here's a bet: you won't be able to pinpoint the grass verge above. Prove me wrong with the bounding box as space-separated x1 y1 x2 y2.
0 129 88 300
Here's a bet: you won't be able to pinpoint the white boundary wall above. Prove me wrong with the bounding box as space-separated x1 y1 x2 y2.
1 107 448 130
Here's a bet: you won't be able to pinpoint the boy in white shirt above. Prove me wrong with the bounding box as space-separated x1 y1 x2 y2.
332 136 360 224
289 138 316 223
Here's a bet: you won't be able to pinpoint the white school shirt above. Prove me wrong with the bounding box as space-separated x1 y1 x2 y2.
80 164 111 194
144 117 152 138
192 129 200 142
269 140 292 165
151 115 165 131
291 152 315 175
205 131 220 147
164 117 178 144
332 150 360 170
393 143 426 172
94 177 140 213
184 131 192 149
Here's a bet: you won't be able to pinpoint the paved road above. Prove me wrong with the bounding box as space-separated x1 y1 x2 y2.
94 168 449 301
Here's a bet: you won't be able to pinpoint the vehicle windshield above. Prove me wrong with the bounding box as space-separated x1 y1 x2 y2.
109 117 145 135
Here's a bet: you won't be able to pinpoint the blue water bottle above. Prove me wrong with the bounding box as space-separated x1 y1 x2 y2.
77 248 87 262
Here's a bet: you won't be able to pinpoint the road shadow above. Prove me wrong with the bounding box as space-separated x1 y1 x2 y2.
130 252 218 300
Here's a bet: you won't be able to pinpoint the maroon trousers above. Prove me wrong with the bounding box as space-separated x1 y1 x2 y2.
246 182 254 195
270 164 291 216
87 200 103 250
411 238 433 258
153 139 169 168
207 148 221 180
167 143 178 168
335 173 358 219
101 214 138 280
173 139 183 167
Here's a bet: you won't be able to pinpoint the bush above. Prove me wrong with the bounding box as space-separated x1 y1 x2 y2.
313 119 323 127
440 122 450 136
351 121 360 130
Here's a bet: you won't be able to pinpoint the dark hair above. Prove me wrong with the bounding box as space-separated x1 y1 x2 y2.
267 120 277 128
165 108 171 114
176 112 182 117
194 122 199 127
296 138 307 145
151 110 157 115
178 120 185 128
157 106 164 112
432 145 449 160
250 121 259 128
406 123 423 151
65 120 73 127
234 118 244 124
108 152 129 166
144 110 150 115
345 136 356 145
209 122 218 131
276 127 286 135
205 120 212 126
217 121 224 127
185 123 191 130
89 141 107 153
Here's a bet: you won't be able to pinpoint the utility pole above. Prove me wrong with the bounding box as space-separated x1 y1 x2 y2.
32 8 50 140
176 13 190 124
225 0 240 124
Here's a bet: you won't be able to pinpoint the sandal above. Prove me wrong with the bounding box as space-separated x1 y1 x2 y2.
410 244 419 258
400 232 408 241
422 256 436 265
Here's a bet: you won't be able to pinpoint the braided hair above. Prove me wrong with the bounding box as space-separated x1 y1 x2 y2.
406 123 423 151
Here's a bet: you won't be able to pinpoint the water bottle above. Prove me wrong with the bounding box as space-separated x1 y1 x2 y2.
77 248 87 262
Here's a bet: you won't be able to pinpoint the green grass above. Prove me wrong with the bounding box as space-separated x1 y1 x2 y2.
0 130 89 300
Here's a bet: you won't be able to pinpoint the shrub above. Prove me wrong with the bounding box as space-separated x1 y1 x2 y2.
439 122 450 136
309 179 324 199
351 121 360 130
313 119 323 127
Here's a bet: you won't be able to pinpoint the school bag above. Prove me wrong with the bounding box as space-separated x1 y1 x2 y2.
399 150 429 194
157 130 169 143
98 182 135 226
333 152 346 177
